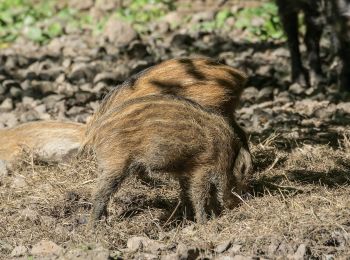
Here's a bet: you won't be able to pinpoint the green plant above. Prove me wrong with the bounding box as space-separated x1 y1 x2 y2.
233 2 284 40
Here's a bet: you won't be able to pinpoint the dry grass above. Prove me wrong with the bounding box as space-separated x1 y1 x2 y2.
0 135 349 258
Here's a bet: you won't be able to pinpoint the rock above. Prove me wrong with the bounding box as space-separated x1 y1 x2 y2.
171 34 194 49
127 41 149 59
31 240 64 256
161 12 183 28
292 244 310 259
103 17 137 46
228 244 242 254
69 0 94 10
31 80 56 96
11 175 27 189
0 112 18 127
93 72 119 85
241 87 259 103
161 253 179 260
289 83 305 95
257 86 274 103
9 86 22 98
95 0 121 11
176 243 200 260
75 92 93 104
191 11 216 23
0 98 13 112
11 245 28 257
39 67 63 81
68 64 96 84
337 102 350 114
215 256 235 260
215 240 232 254
127 236 165 253
0 160 8 177
19 208 39 222
232 256 253 260
64 247 110 260
2 79 21 91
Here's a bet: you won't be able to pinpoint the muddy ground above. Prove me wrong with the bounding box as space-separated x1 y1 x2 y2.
0 0 349 259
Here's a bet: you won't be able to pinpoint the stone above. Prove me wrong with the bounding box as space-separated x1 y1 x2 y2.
215 240 232 254
0 98 13 112
176 243 200 260
95 0 121 11
0 112 18 127
64 247 110 260
93 72 118 85
11 175 27 189
241 87 259 103
289 83 305 95
232 256 253 260
68 64 96 84
292 244 310 259
127 41 149 59
127 236 166 253
103 17 137 46
69 0 94 10
9 86 22 98
0 160 8 177
11 245 28 257
31 240 64 256
257 87 274 102
190 11 216 23
171 34 194 49
20 208 39 222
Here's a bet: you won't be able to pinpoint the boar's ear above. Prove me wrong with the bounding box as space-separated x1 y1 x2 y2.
233 147 252 183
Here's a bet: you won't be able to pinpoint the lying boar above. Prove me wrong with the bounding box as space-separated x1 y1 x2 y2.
0 120 85 163
84 95 252 224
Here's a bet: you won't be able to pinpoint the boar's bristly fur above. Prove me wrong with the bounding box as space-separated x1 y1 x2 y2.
85 95 252 224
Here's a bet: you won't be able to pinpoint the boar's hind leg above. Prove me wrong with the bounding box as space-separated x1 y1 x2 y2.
178 176 194 219
304 3 325 86
90 163 131 223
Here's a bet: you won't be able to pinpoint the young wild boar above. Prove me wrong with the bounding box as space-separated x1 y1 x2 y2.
276 0 350 89
86 57 249 148
84 95 252 224
0 120 85 163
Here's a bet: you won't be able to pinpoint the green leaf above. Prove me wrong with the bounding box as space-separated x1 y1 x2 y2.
25 27 44 42
47 22 62 38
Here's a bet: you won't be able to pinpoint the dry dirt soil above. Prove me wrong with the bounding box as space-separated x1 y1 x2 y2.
0 0 349 259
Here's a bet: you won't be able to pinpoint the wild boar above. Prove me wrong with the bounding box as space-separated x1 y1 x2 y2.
0 120 85 163
84 95 252 224
276 0 350 90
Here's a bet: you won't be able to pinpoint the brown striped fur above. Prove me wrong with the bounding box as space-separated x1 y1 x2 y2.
85 95 252 224
87 57 247 132
0 121 85 163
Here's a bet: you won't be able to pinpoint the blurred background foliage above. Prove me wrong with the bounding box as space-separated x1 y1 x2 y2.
0 0 283 46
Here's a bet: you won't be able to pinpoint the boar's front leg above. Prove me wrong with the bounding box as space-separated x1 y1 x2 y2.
276 0 309 86
331 0 350 91
188 167 212 224
89 163 129 225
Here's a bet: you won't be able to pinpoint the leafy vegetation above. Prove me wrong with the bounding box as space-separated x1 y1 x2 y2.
234 2 284 40
0 0 283 46
0 0 103 45
192 2 284 41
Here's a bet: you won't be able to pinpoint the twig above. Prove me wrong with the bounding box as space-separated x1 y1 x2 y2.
163 200 181 227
